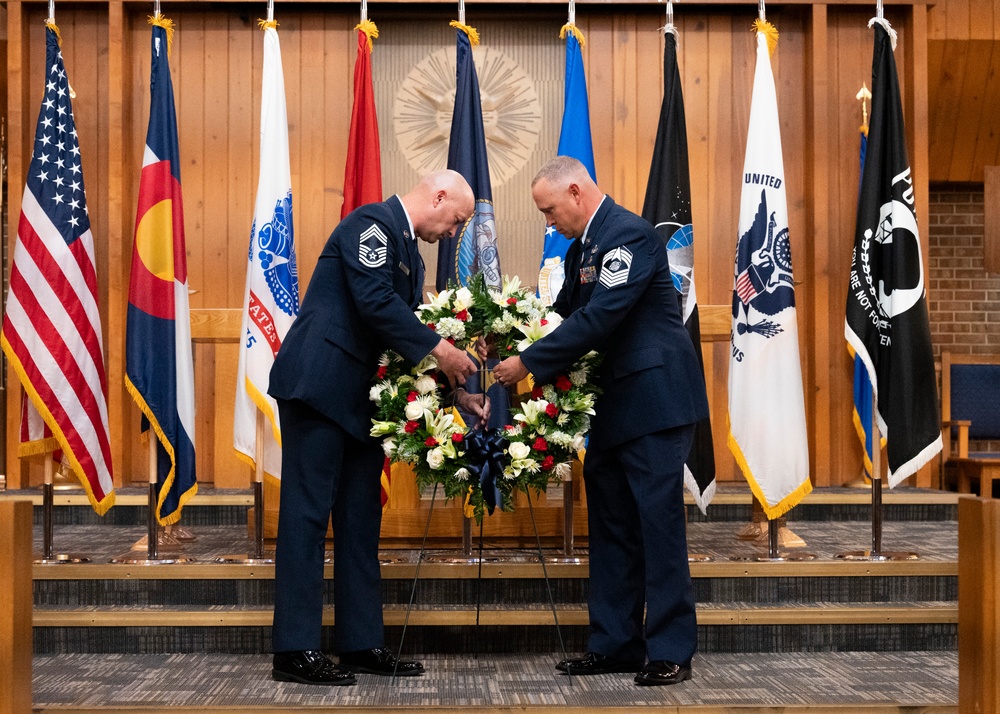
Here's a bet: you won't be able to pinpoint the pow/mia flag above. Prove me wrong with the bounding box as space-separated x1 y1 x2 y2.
641 28 716 513
845 21 942 487
728 23 811 519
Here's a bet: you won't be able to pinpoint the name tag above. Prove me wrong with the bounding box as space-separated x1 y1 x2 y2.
580 266 597 284
399 261 411 276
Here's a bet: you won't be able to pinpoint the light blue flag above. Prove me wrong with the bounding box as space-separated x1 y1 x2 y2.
537 25 596 305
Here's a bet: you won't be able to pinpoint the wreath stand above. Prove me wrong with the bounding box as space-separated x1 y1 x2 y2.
392 483 574 684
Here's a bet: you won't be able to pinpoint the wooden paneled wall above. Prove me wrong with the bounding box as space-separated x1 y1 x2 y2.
927 0 1000 181
4 2 932 496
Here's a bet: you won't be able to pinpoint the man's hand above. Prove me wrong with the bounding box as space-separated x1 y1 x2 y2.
493 356 529 388
431 339 477 387
455 389 491 429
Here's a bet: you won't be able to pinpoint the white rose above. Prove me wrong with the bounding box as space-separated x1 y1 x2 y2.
415 375 437 394
572 434 586 451
382 438 397 458
508 442 531 460
404 401 426 421
453 287 473 310
426 447 445 470
369 384 385 403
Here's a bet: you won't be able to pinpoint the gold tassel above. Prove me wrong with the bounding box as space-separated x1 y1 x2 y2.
355 18 379 51
752 18 778 57
449 19 480 47
148 13 176 57
45 20 62 46
559 22 586 47
257 18 279 31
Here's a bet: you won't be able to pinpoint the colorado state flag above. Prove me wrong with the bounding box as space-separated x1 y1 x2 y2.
125 16 197 526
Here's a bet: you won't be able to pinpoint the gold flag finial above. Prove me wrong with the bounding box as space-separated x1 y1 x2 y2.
856 82 871 134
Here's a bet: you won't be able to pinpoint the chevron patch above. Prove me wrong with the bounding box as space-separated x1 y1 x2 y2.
599 246 632 289
359 224 388 268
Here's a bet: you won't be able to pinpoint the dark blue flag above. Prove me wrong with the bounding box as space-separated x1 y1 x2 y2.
437 23 500 291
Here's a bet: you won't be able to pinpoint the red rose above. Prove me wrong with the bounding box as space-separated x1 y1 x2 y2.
540 318 548 326
555 375 572 392
506 297 517 305
531 386 544 399
447 337 456 345
407 391 419 402
427 322 436 331
506 345 514 351
376 365 387 379
545 403 558 418
451 433 464 443
504 424 517 433
425 436 438 447
533 437 548 452
404 421 419 433
541 455 555 471
455 309 469 321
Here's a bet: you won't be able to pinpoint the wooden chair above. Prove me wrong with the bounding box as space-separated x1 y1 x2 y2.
941 351 1000 497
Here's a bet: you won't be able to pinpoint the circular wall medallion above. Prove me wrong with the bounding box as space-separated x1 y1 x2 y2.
393 46 542 187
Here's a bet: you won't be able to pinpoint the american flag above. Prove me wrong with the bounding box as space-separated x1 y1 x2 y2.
0 25 115 514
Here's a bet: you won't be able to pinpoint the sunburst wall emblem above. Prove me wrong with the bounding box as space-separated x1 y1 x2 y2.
393 46 543 187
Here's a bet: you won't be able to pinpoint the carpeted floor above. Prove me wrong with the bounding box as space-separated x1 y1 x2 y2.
33 651 956 708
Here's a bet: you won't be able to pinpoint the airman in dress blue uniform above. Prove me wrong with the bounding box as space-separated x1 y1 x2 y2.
494 156 710 686
268 170 487 685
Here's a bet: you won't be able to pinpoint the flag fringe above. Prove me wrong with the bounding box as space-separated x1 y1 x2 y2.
684 466 715 516
752 18 779 57
559 22 586 47
380 467 392 513
728 430 812 520
257 18 279 31
1 335 116 516
245 379 283 446
125 374 198 526
17 436 60 457
233 449 281 482
868 16 898 51
355 19 379 51
886 433 943 488
148 14 176 56
45 21 62 45
450 20 480 47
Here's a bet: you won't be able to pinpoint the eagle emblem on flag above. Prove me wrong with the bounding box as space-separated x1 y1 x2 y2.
257 191 298 317
731 188 795 339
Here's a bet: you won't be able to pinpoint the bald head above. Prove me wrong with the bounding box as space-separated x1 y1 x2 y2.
530 156 604 240
401 169 475 244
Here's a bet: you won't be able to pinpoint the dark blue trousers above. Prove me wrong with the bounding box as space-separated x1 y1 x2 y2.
582 424 697 665
272 398 385 654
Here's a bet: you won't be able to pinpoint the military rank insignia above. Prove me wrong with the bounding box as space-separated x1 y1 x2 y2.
599 246 632 288
359 224 388 268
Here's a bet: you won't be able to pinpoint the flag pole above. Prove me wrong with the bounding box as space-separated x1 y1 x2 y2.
33 453 91 564
837 395 918 560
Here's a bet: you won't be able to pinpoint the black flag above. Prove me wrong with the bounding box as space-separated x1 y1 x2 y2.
845 22 942 486
641 30 716 512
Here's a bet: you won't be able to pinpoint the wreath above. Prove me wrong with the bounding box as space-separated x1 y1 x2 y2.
370 273 601 522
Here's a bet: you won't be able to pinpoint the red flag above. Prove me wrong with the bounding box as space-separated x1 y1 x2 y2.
1 25 115 513
342 21 383 219
342 20 390 510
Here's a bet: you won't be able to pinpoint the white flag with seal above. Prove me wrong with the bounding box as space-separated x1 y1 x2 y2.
234 23 299 478
727 22 811 519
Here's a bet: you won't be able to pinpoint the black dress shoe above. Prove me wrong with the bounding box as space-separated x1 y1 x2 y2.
634 660 692 686
555 652 644 675
338 647 425 676
272 650 356 685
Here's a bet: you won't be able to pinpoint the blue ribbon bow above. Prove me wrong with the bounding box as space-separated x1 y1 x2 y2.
464 427 508 515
